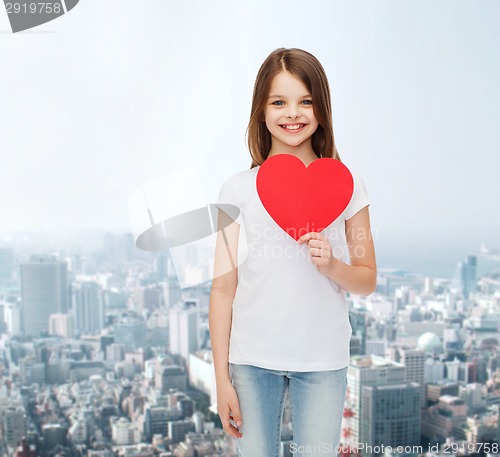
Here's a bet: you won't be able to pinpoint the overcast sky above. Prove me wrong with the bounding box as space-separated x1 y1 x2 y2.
1 0 499 265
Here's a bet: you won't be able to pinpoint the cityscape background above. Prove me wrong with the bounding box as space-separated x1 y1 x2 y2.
1 0 500 456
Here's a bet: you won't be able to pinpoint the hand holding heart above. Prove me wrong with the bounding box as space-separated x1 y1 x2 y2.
256 154 353 277
298 231 337 277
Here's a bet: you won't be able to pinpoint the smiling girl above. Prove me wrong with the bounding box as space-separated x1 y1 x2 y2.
209 48 377 456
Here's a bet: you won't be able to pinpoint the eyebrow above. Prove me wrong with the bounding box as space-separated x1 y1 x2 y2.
268 94 312 99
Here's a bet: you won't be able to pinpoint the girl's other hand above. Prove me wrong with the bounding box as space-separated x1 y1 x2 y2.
217 380 243 439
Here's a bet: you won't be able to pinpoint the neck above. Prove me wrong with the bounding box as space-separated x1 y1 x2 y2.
268 143 319 167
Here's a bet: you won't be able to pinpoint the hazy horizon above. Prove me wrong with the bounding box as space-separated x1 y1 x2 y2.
1 226 498 282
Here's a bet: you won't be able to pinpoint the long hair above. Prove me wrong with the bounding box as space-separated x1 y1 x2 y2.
247 48 341 169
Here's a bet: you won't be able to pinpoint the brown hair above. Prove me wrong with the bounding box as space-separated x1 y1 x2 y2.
247 48 341 169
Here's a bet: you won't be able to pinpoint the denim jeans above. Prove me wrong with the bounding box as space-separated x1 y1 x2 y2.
229 362 348 457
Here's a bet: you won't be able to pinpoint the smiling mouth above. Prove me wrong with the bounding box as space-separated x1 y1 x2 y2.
280 123 306 130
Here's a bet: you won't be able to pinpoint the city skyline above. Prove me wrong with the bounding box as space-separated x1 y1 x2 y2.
1 227 499 282
1 240 500 455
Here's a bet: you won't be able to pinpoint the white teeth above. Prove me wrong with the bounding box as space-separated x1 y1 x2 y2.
282 124 304 130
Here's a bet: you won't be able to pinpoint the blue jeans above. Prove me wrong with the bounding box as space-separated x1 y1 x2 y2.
229 363 348 456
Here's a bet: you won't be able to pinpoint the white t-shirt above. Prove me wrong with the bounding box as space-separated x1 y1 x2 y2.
215 163 370 372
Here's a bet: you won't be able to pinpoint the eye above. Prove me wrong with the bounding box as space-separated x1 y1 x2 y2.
302 100 313 105
271 100 285 106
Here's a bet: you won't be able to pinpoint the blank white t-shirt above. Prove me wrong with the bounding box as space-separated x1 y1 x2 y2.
215 162 370 371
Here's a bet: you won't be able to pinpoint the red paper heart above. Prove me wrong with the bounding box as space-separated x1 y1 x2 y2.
256 155 354 241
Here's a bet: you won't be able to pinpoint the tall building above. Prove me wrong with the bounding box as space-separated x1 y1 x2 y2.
114 316 147 351
349 309 367 355
189 351 217 411
133 285 163 313
42 424 67 449
464 255 477 299
424 358 446 383
386 345 426 408
451 255 477 299
169 300 199 365
165 274 182 310
161 252 182 309
3 404 27 448
73 281 104 334
19 356 46 385
3 300 22 336
344 355 407 450
110 417 140 445
155 363 187 394
167 420 195 444
446 356 462 381
360 383 421 456
144 406 169 441
155 252 177 280
21 255 68 337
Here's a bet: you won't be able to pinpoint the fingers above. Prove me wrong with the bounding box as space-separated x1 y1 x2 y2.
309 247 324 257
220 406 243 439
298 232 332 260
298 231 323 244
230 406 243 429
223 419 242 439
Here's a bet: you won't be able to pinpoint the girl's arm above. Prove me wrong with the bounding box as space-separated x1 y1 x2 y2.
209 209 239 385
331 206 377 296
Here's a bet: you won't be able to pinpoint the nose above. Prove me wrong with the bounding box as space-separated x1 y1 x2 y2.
285 105 300 119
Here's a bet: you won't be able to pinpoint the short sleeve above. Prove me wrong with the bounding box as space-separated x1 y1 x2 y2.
217 175 238 206
215 174 241 223
343 173 370 220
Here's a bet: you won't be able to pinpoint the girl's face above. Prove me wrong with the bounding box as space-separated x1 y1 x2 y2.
264 71 319 152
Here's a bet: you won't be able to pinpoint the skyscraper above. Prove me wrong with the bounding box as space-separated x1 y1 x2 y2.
386 345 426 409
361 382 421 456
451 255 477 299
344 355 407 450
464 255 477 299
21 255 68 337
3 300 22 336
169 300 199 366
349 308 367 355
73 281 104 334
3 404 26 448
114 316 147 351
